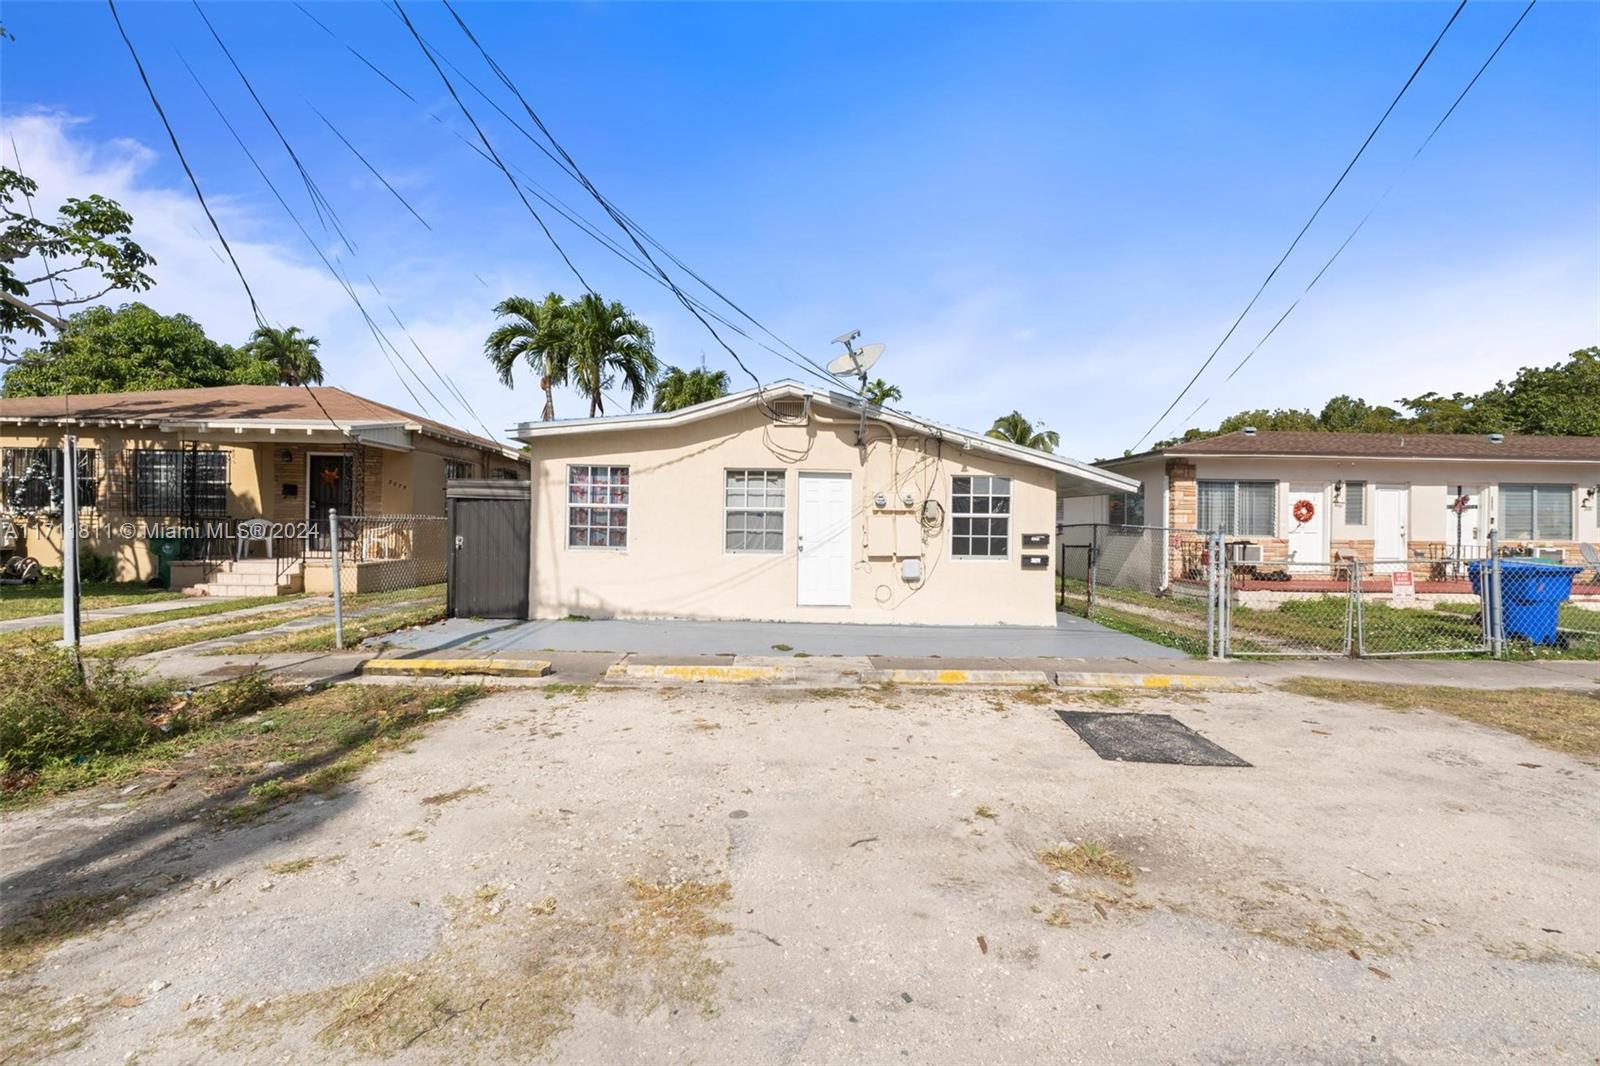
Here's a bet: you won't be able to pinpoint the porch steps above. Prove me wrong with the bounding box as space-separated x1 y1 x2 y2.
194 558 305 598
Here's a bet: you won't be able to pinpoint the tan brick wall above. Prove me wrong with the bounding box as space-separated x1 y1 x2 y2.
1166 460 1196 528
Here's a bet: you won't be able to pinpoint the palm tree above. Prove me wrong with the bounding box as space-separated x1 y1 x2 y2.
246 325 324 386
986 410 1060 453
864 378 902 407
563 293 658 417
484 293 570 421
653 365 730 412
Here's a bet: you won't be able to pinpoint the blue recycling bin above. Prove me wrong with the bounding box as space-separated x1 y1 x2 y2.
1469 558 1583 645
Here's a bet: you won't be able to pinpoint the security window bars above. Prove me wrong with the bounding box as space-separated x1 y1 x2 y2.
444 459 472 480
1499 483 1572 540
1108 489 1144 527
133 449 229 517
1198 480 1276 537
568 465 629 548
1 447 98 512
725 469 784 552
951 475 1011 558
1345 481 1367 525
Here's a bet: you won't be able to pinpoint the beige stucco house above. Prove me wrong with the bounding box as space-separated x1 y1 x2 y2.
1060 429 1600 589
1 385 525 594
513 382 1135 626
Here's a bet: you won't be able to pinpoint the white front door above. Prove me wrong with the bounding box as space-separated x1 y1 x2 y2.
1284 483 1327 569
797 473 852 606
1373 484 1409 574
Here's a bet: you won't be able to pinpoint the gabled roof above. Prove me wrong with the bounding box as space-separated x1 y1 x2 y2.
0 385 522 460
1107 429 1600 465
513 381 1138 496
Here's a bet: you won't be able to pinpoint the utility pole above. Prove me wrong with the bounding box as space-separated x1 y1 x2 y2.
61 435 82 659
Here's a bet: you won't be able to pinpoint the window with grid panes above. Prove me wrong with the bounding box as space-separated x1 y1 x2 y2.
951 475 1011 558
724 469 784 552
133 449 227 516
1 448 98 512
567 465 629 548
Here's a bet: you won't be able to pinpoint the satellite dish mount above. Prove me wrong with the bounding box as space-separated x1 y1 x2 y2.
826 331 887 447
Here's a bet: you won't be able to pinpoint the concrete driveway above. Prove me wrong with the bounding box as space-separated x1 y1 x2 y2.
376 611 1187 660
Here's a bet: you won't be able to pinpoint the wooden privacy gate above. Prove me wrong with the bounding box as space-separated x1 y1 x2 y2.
446 480 531 619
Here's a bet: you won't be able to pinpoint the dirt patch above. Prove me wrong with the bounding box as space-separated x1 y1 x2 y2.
1279 678 1600 758
420 785 486 806
222 875 734 1059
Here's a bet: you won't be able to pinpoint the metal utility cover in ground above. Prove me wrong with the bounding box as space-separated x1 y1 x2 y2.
1056 711 1251 767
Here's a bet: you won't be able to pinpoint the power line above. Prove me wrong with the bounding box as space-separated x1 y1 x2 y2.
1129 0 1469 452
190 0 355 250
1146 0 1539 446
388 0 593 293
307 102 432 230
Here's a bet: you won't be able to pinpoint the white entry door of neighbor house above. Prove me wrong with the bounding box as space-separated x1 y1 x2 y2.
1442 485 1485 557
1284 483 1327 570
1373 484 1409 574
797 473 852 607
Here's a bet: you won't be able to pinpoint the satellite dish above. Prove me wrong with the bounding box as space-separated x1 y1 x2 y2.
831 329 861 347
826 342 885 377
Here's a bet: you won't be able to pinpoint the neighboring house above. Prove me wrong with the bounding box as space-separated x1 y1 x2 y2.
509 381 1136 626
0 385 526 593
1061 429 1600 589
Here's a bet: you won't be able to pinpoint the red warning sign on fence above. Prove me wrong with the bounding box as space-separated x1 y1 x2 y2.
1390 569 1416 605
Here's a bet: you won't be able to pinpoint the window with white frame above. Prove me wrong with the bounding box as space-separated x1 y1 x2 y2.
1 447 98 512
1498 483 1572 540
1108 489 1144 527
951 475 1011 558
724 469 784 552
1344 480 1367 525
1198 480 1276 536
567 465 629 548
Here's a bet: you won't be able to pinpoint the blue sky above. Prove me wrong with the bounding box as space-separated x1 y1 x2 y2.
3 1 1596 458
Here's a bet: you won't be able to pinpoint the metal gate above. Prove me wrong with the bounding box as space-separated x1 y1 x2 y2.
446 480 530 619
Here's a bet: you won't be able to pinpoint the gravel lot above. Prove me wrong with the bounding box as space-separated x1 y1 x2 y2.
3 680 1597 1063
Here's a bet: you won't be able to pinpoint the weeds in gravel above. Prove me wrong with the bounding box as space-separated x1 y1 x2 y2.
1039 841 1136 885
421 785 486 806
1280 678 1600 757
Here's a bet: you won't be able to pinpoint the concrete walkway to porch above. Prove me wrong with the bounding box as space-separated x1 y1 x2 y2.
374 612 1188 661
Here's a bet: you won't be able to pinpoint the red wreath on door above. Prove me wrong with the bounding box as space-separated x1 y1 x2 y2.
1292 498 1316 524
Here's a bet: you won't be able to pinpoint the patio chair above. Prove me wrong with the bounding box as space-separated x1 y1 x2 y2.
1580 543 1600 585
235 518 274 561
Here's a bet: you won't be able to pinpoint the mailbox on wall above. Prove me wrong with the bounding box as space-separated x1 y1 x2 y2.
1021 554 1050 569
1021 533 1050 547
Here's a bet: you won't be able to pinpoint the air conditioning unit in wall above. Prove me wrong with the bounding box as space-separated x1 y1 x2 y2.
1229 542 1264 565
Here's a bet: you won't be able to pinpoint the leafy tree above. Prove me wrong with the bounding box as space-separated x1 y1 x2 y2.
562 293 658 417
1317 394 1403 433
244 324 323 386
864 378 902 407
1 167 156 360
1 303 274 397
484 293 570 421
652 365 729 412
986 410 1060 453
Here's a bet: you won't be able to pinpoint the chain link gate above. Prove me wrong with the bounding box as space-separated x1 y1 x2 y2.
1058 522 1506 660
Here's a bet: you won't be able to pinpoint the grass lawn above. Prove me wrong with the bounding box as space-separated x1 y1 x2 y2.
0 580 182 621
213 600 447 656
0 594 305 650
1280 677 1600 758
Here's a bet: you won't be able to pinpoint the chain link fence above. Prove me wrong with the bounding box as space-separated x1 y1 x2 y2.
327 514 448 649
1058 522 1523 660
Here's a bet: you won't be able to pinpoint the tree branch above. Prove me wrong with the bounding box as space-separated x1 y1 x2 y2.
0 288 69 329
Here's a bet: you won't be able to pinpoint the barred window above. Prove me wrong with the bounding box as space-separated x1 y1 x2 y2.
1499 484 1572 540
951 475 1011 558
1198 480 1276 536
1344 481 1367 525
444 459 472 480
1 447 98 512
568 465 628 548
724 469 784 552
133 449 228 517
